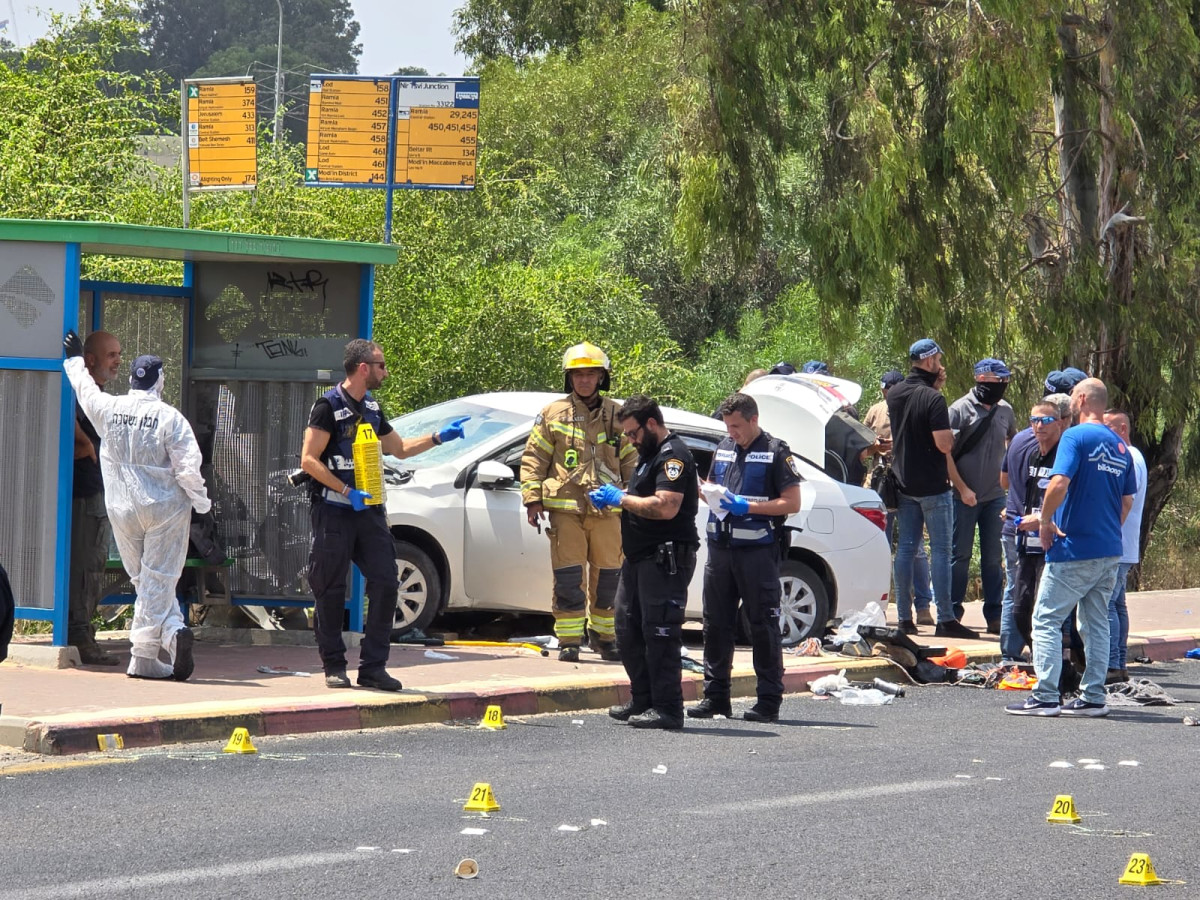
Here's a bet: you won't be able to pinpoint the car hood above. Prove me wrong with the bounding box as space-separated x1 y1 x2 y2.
741 373 864 463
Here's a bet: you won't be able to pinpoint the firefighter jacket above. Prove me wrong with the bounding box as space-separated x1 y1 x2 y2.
521 394 636 516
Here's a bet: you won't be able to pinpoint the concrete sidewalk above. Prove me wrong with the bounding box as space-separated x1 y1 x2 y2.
3 589 1198 755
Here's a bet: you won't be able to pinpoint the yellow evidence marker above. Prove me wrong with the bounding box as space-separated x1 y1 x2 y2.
1119 853 1163 886
463 782 500 812
1046 794 1081 824
479 705 507 730
352 423 384 505
222 727 258 754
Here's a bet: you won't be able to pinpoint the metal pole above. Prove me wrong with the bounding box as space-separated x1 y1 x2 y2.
181 79 191 228
274 0 284 144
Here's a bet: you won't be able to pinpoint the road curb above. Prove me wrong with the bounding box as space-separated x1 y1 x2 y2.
16 635 1198 755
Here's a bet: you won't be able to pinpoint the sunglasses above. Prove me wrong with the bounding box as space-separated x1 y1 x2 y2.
1029 415 1058 425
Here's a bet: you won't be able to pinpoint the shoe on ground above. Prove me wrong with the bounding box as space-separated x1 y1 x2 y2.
1060 698 1110 717
356 669 403 691
1005 696 1061 717
325 669 351 689
628 709 683 730
77 642 121 666
172 627 195 682
558 646 580 662
743 706 779 723
916 609 936 626
898 620 919 636
1105 668 1128 685
985 620 1001 635
609 700 650 721
935 620 980 640
686 697 732 719
594 641 621 662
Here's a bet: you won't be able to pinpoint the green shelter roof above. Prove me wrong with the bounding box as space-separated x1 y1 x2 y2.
0 219 397 266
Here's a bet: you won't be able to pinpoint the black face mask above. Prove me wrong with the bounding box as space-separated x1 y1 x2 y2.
911 366 938 387
973 381 1008 405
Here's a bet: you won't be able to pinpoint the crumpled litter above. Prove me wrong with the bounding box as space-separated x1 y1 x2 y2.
790 637 824 657
256 665 311 676
832 687 893 706
1185 647 1200 660
424 649 457 660
652 764 668 775
997 668 1038 691
809 670 850 696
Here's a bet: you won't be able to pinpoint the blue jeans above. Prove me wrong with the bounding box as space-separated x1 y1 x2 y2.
1107 562 1133 670
951 495 1006 624
887 512 932 616
1032 557 1119 705
999 533 1022 659
894 491 953 623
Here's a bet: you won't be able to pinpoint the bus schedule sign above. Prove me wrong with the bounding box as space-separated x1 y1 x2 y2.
184 78 257 189
305 76 479 191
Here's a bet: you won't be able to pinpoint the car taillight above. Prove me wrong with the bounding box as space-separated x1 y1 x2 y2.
852 503 888 532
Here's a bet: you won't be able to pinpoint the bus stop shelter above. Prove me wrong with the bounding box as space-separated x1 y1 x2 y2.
0 219 397 645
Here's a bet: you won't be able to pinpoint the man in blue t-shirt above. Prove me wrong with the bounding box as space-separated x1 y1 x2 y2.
1006 378 1137 718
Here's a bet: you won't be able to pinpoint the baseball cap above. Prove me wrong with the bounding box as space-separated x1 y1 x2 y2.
1043 367 1088 396
880 369 904 390
768 361 796 376
130 354 164 390
908 338 942 361
801 360 830 374
973 357 1012 379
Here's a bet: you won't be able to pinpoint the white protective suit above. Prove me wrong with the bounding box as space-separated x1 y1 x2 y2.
63 356 211 677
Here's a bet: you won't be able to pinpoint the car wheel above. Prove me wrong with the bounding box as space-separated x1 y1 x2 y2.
777 559 829 646
391 540 441 639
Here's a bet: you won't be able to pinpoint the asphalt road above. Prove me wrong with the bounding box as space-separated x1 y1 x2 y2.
4 662 1200 899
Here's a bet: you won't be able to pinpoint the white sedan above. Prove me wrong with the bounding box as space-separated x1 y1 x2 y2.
382 389 891 645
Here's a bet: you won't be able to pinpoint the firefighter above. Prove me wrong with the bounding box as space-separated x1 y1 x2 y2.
521 342 636 661
688 392 802 723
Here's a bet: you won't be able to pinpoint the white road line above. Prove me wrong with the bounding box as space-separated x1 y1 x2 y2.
1 851 368 900
685 778 964 815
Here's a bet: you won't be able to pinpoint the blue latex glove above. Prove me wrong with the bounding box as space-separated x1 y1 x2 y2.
719 490 750 516
588 484 625 511
438 416 471 443
347 489 372 511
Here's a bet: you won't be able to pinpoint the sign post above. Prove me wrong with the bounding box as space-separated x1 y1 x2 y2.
305 75 480 242
182 77 259 227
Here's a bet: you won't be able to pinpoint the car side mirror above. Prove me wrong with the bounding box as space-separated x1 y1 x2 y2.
475 459 516 489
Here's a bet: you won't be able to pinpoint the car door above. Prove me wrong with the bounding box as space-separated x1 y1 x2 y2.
461 440 554 612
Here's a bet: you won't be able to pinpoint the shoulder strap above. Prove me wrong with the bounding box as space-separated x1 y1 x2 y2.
953 402 1001 462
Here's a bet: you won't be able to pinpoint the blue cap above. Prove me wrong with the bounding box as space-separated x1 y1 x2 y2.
801 360 831 374
1043 367 1088 396
768 361 796 376
130 354 163 390
881 369 904 390
908 338 942 361
973 357 1012 379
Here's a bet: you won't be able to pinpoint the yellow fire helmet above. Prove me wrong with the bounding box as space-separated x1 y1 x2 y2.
562 341 612 392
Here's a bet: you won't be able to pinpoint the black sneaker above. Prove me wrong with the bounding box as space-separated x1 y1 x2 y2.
1060 698 1110 717
325 669 351 689
594 641 621 661
686 698 732 719
77 642 121 666
985 620 1001 635
898 620 919 635
172 627 195 682
558 646 580 662
935 620 980 640
1004 696 1060 717
356 669 403 691
609 700 651 721
628 709 683 730
743 706 779 723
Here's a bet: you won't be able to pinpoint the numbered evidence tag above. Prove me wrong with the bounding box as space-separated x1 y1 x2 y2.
352 422 384 506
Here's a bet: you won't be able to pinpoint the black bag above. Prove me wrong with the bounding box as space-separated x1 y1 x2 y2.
0 561 14 664
870 463 900 511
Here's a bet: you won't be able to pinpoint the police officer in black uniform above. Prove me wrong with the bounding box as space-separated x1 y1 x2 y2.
588 395 699 730
688 392 802 723
300 339 468 691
